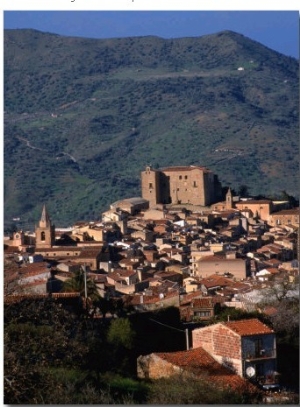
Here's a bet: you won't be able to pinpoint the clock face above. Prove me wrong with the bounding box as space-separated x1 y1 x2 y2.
15 234 19 239
246 366 256 378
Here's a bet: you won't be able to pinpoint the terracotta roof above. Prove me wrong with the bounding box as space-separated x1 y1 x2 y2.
35 247 80 253
271 208 299 216
236 200 272 205
4 245 20 253
160 165 211 173
192 297 214 308
4 292 81 303
223 318 274 336
200 275 235 289
109 269 137 278
155 347 255 392
198 255 244 263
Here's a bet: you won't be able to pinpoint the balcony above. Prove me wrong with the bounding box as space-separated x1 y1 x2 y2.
244 348 276 361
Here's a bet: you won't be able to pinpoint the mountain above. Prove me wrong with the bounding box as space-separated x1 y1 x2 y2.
4 29 299 228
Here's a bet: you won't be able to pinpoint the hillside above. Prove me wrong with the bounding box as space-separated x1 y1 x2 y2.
4 29 299 227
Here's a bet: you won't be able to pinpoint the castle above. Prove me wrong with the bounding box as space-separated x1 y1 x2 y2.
141 165 222 207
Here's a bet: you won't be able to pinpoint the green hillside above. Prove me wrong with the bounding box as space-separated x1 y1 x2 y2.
4 29 299 227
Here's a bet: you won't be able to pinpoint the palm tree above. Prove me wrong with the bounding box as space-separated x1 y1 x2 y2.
62 267 99 302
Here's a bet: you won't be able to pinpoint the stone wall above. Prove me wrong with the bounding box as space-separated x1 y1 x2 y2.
192 323 242 376
137 354 181 379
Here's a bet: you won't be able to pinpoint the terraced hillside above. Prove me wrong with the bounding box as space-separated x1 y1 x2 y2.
4 29 299 227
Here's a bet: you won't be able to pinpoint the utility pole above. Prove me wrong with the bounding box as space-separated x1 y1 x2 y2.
185 328 189 350
83 264 87 308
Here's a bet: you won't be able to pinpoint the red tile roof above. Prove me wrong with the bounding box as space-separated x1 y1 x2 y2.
223 318 274 336
192 297 214 308
161 165 211 173
155 347 255 392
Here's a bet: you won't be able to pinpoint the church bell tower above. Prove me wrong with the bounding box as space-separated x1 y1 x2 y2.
226 188 233 210
35 204 55 248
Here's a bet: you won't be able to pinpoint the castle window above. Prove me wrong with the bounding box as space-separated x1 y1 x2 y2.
193 181 197 187
179 175 182 180
149 182 153 189
41 231 46 241
185 175 188 180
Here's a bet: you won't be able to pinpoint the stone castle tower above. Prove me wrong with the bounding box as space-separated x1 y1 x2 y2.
35 204 55 249
141 165 222 207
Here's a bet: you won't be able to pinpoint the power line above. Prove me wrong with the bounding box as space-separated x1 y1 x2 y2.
149 318 185 332
149 318 190 350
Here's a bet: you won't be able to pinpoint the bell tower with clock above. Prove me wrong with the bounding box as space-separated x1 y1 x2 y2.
35 204 55 249
13 231 25 246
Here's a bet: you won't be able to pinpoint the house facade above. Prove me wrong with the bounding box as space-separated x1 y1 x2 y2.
268 208 299 227
192 318 277 386
137 346 256 394
192 255 249 279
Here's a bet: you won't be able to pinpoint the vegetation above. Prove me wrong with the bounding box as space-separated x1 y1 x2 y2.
5 265 299 402
4 29 299 227
62 267 99 301
4 298 266 404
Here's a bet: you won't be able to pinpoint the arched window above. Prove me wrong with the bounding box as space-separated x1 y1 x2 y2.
41 231 46 241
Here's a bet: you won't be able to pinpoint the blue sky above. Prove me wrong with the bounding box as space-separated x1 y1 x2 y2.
3 11 299 58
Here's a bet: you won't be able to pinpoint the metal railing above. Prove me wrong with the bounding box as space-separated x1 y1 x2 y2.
244 348 276 360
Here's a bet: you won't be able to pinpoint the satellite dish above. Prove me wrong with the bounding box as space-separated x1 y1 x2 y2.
246 366 256 378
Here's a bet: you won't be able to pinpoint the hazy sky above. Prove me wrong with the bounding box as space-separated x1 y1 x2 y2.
3 11 299 58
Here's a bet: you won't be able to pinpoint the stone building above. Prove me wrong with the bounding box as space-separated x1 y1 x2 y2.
141 165 222 208
268 208 299 227
35 205 55 249
192 318 277 384
137 346 256 394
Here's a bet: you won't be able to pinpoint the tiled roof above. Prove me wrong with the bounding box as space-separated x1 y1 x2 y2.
155 347 255 391
4 245 20 253
4 292 81 303
198 255 244 263
199 275 235 289
192 297 214 308
223 318 274 336
271 208 299 216
161 165 210 173
236 200 272 205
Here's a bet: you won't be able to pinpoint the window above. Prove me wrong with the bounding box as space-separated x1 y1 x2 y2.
193 181 197 187
195 311 211 317
179 175 182 180
149 182 153 189
41 231 45 241
254 338 263 357
185 175 188 180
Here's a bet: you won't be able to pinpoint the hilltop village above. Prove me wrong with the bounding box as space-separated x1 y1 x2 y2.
4 165 299 401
